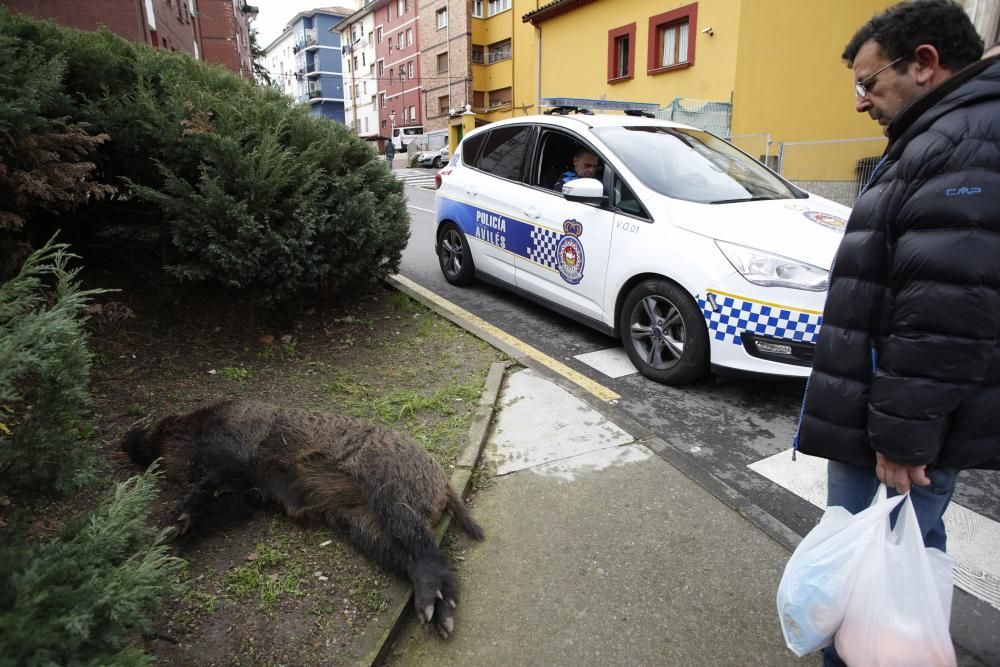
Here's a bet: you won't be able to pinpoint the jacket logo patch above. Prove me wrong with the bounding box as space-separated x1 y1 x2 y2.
945 187 982 196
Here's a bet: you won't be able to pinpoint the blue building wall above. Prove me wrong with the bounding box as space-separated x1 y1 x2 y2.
293 12 347 123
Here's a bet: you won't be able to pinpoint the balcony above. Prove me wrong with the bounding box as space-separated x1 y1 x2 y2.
294 29 318 52
306 61 318 75
308 88 323 101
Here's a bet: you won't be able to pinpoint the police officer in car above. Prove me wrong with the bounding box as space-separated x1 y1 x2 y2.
554 147 600 192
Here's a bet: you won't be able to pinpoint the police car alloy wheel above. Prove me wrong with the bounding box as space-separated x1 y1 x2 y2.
620 279 709 385
432 156 443 168
437 222 475 285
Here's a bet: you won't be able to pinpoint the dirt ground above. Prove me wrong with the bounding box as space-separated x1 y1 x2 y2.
75 267 505 666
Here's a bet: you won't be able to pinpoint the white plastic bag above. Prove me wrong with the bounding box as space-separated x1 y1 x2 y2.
834 493 956 667
777 486 905 656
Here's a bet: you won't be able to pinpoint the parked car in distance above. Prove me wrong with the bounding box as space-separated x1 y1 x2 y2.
417 146 449 169
433 112 852 385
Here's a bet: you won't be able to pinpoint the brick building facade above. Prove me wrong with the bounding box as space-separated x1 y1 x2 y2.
0 0 254 78
373 0 422 139
418 0 471 134
197 0 255 78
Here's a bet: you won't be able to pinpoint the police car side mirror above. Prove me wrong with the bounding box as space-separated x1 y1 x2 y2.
562 178 606 205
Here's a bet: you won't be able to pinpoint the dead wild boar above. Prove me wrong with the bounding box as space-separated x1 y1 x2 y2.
122 399 484 638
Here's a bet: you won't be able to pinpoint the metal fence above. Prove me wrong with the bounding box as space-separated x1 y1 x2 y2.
776 137 886 207
656 97 732 137
726 133 774 168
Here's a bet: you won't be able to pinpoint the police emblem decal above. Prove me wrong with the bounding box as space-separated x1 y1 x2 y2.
557 219 585 284
802 210 847 231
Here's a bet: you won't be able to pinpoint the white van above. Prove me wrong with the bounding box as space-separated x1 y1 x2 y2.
392 126 423 152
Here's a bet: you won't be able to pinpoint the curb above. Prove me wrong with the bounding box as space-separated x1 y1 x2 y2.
352 360 508 667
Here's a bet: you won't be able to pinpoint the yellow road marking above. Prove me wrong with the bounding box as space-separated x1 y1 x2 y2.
706 288 824 316
392 275 621 402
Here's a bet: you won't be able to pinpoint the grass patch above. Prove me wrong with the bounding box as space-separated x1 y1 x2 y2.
224 541 306 606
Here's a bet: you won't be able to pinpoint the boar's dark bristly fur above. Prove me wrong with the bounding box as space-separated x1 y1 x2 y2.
122 399 484 638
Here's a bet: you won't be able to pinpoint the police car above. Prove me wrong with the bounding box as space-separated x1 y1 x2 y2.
433 110 850 385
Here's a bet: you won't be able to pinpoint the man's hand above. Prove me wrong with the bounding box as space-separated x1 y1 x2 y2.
875 452 931 494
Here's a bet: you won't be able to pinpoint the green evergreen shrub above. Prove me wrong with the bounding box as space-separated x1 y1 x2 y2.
0 8 410 307
0 239 104 493
0 466 184 666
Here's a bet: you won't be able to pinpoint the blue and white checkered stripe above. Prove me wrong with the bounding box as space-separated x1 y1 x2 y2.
698 292 823 345
526 226 561 270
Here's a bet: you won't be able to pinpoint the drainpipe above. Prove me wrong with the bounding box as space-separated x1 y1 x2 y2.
535 23 541 113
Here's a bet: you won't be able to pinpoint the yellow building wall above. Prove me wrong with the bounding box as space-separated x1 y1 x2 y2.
534 0 741 109
471 1 542 123
731 0 895 180
732 0 896 140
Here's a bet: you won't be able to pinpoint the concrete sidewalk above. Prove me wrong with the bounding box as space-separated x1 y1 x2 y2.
379 365 811 666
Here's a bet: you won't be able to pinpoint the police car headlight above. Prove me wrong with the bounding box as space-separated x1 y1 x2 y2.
716 241 828 292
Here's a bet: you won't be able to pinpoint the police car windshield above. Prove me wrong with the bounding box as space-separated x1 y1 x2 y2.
592 126 801 204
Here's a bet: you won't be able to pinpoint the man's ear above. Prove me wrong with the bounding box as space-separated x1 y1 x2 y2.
912 44 944 86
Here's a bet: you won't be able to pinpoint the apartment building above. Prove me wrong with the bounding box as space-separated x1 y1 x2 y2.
338 5 380 139
0 0 255 77
198 0 256 78
264 7 352 122
417 0 471 137
372 0 422 149
263 27 298 99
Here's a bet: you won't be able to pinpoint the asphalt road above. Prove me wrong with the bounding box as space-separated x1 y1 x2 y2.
396 181 1000 662
399 184 1000 527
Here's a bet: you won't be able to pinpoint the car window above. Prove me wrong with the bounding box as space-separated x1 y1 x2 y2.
613 175 648 219
593 126 803 204
461 133 486 167
477 125 532 182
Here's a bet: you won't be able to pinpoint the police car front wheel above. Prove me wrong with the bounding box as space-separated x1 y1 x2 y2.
437 222 475 286
619 279 709 385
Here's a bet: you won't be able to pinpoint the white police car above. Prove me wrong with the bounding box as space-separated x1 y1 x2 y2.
434 112 850 385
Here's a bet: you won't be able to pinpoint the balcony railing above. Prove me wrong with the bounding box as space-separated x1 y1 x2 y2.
308 88 323 100
294 29 319 52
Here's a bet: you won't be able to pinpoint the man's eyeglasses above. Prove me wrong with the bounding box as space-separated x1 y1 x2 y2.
855 56 906 98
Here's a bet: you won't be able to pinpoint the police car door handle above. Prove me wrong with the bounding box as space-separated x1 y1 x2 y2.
464 184 478 196
522 205 539 219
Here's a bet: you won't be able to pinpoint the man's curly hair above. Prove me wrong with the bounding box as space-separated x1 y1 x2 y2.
843 0 984 70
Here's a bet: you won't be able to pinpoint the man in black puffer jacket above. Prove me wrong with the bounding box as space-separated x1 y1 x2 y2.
797 0 998 577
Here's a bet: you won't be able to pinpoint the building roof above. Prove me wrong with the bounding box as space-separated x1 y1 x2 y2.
334 0 390 30
521 0 597 25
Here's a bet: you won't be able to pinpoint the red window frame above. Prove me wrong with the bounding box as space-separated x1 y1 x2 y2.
607 23 636 83
647 2 697 75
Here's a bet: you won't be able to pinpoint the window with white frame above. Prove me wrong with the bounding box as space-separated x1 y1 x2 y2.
379 92 385 108
472 0 483 17
397 0 405 14
397 32 404 47
487 39 512 63
471 45 484 64
406 28 413 46
377 26 383 43
408 61 414 79
378 60 384 76
409 105 415 121
487 0 510 16
436 8 448 28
